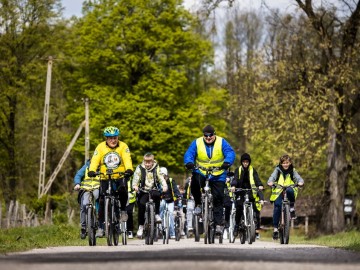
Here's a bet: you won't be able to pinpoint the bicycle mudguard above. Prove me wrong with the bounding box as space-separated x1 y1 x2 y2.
77 190 85 204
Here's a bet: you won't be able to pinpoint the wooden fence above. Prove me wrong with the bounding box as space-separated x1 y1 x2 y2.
0 201 40 229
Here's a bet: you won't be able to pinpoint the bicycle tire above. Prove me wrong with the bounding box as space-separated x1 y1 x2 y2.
144 206 150 245
194 215 200 242
229 212 236 243
87 206 96 246
283 204 290 244
175 215 181 241
121 221 127 245
112 203 119 246
246 206 253 244
249 207 256 243
105 198 113 246
149 205 155 245
165 210 170 244
239 219 246 244
204 196 209 244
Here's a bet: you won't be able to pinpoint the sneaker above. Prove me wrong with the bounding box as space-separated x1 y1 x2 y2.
215 225 223 234
95 228 104 238
194 205 202 215
223 229 228 240
80 228 86 239
155 214 162 223
120 211 128 222
137 225 144 238
272 231 279 240
170 235 176 239
128 231 134 239
290 210 297 219
255 232 260 239
233 225 238 237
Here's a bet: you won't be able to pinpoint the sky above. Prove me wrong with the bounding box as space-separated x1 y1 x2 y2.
61 0 296 18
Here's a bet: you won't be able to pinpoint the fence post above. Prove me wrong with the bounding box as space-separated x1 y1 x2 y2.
305 216 309 235
7 201 14 228
14 201 19 227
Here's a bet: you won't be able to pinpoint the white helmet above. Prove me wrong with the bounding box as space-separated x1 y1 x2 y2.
160 167 168 176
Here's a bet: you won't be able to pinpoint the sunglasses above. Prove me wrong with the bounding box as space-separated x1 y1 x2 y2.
204 133 214 138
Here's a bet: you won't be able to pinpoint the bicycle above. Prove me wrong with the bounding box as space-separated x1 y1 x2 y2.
193 165 223 244
101 169 126 246
160 200 171 244
174 205 182 241
228 189 237 243
79 188 98 246
272 183 298 244
233 187 257 245
139 188 158 245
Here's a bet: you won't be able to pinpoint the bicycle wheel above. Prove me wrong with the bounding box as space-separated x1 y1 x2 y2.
249 207 256 243
194 215 200 242
121 221 127 245
144 207 150 245
239 218 246 244
229 212 236 243
87 206 96 246
112 204 120 246
283 204 291 244
204 197 209 244
105 198 113 246
149 205 155 245
175 215 181 241
165 210 170 244
245 206 253 244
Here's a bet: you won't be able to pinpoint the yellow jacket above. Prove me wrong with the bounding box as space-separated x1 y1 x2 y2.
89 141 133 180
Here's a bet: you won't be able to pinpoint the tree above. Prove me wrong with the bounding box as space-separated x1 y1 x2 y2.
0 0 65 204
64 0 224 174
295 0 360 233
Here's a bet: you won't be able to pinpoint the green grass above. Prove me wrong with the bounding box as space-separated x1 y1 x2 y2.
0 225 359 254
260 228 360 252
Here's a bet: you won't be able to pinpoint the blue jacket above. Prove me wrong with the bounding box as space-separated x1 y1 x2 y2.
74 160 90 185
184 136 235 182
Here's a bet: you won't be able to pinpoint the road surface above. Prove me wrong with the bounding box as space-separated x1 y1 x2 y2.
0 238 359 270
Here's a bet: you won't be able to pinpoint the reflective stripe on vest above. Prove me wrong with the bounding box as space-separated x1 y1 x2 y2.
127 180 136 204
269 172 298 202
195 136 225 176
80 167 100 191
239 166 261 211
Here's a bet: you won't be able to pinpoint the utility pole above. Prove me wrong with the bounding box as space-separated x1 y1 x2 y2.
38 56 53 198
84 97 90 161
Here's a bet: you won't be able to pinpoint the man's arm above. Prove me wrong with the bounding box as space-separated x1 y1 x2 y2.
221 139 236 165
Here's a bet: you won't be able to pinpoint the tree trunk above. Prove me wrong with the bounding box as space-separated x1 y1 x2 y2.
319 104 347 233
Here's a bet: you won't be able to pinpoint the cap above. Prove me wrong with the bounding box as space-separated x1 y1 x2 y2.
202 125 215 134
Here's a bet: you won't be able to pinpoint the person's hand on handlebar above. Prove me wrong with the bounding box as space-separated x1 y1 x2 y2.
74 184 81 191
133 185 139 192
185 162 195 170
230 186 235 193
258 186 264 190
162 185 168 193
268 181 274 187
220 162 231 170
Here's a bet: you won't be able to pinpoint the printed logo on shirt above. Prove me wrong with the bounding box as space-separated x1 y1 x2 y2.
103 152 122 169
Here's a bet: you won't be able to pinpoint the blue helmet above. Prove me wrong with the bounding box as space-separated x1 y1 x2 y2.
103 126 120 137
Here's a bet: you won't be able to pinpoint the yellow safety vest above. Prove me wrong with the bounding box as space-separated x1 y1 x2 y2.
196 136 225 176
80 167 100 191
127 180 136 204
239 166 261 211
269 171 298 202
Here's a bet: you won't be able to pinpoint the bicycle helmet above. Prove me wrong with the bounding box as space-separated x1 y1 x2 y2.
160 167 168 176
103 126 120 137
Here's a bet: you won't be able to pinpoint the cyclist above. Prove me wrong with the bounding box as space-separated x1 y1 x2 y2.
74 159 100 239
87 126 134 238
184 125 235 234
159 167 181 239
126 177 136 239
230 153 264 239
267 154 304 240
132 152 168 238
177 185 186 237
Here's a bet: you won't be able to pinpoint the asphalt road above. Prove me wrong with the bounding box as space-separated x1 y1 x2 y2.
1 238 359 270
